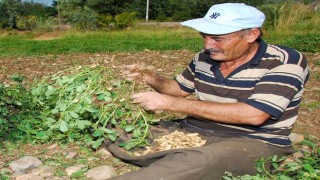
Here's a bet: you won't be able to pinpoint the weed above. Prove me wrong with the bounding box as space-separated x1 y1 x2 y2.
222 138 320 179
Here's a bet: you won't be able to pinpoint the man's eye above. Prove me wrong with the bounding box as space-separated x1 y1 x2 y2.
211 37 223 42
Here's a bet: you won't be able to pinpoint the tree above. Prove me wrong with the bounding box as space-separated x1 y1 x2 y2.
87 0 134 16
20 1 56 17
0 0 22 28
58 0 98 30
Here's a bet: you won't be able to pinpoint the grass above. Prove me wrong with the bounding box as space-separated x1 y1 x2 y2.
0 26 203 57
1 24 319 58
0 2 319 57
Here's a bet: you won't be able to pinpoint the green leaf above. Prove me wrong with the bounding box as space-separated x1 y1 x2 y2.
116 109 124 118
15 101 22 106
45 90 55 97
60 76 70 84
124 143 134 150
111 118 117 125
118 142 127 147
125 125 135 133
69 111 79 119
105 91 111 97
91 138 103 149
148 118 160 124
85 107 97 113
132 129 141 138
60 104 67 112
278 175 291 180
64 113 72 122
302 164 315 173
48 85 54 91
35 131 49 140
32 86 43 95
108 134 117 142
93 129 104 137
76 84 86 93
84 96 92 104
255 159 264 174
104 96 112 102
271 162 279 170
97 93 105 100
46 118 56 125
101 128 114 134
59 121 69 132
51 108 59 114
75 120 92 130
45 85 56 97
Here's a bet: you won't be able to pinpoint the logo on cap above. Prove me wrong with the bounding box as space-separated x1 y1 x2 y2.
209 12 220 19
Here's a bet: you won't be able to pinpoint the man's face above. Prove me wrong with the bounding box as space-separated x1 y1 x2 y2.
201 30 250 61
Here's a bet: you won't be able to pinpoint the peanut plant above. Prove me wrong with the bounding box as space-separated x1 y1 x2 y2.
0 65 159 150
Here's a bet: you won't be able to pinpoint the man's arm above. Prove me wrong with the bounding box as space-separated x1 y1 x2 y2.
131 92 270 126
143 71 190 97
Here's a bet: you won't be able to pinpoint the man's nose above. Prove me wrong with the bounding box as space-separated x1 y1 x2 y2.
204 37 218 49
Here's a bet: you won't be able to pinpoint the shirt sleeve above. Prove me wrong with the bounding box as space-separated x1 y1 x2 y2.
175 53 199 93
244 56 309 119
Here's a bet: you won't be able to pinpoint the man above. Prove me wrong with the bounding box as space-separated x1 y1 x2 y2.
107 3 309 179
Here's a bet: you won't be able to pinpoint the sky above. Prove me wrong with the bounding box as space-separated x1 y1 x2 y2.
22 0 53 6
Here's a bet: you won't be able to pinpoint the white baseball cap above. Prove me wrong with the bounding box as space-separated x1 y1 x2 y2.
181 3 265 35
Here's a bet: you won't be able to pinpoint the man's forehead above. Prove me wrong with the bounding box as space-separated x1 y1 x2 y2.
200 32 234 37
200 28 254 37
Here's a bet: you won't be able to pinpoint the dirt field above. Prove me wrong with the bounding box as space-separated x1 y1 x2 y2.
0 50 319 139
0 50 319 179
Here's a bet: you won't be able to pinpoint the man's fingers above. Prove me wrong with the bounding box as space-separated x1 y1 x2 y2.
130 93 143 103
126 72 140 78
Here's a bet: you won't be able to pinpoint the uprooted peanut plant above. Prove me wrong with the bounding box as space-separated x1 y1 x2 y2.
0 65 161 150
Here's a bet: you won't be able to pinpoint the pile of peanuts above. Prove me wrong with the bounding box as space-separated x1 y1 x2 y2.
134 130 206 156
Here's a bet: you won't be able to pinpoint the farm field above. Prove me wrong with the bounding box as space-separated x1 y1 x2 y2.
0 0 319 178
0 26 319 179
1 50 319 139
0 49 319 179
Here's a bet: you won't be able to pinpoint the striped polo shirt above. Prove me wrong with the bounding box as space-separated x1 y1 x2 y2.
175 39 309 147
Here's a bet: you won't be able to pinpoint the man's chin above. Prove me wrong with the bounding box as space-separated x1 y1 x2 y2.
210 54 223 61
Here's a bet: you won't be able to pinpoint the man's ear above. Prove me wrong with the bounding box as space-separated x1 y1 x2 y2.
245 28 261 43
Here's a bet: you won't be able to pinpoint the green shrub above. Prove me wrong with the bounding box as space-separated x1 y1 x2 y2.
258 4 277 30
16 15 37 30
284 33 320 53
68 8 98 31
0 19 9 29
15 16 57 32
0 76 35 141
156 13 170 22
259 3 319 33
33 16 57 32
97 14 114 30
275 3 315 32
114 12 137 29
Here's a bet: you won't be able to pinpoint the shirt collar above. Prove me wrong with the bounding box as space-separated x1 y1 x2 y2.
248 39 267 65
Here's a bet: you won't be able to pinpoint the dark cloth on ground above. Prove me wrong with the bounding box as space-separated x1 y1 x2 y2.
104 118 294 180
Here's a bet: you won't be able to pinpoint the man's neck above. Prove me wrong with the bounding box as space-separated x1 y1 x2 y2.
220 42 259 77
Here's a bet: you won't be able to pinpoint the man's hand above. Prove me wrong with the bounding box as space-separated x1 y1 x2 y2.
131 92 174 111
120 64 155 83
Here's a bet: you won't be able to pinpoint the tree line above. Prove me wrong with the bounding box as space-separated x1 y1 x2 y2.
0 0 318 30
